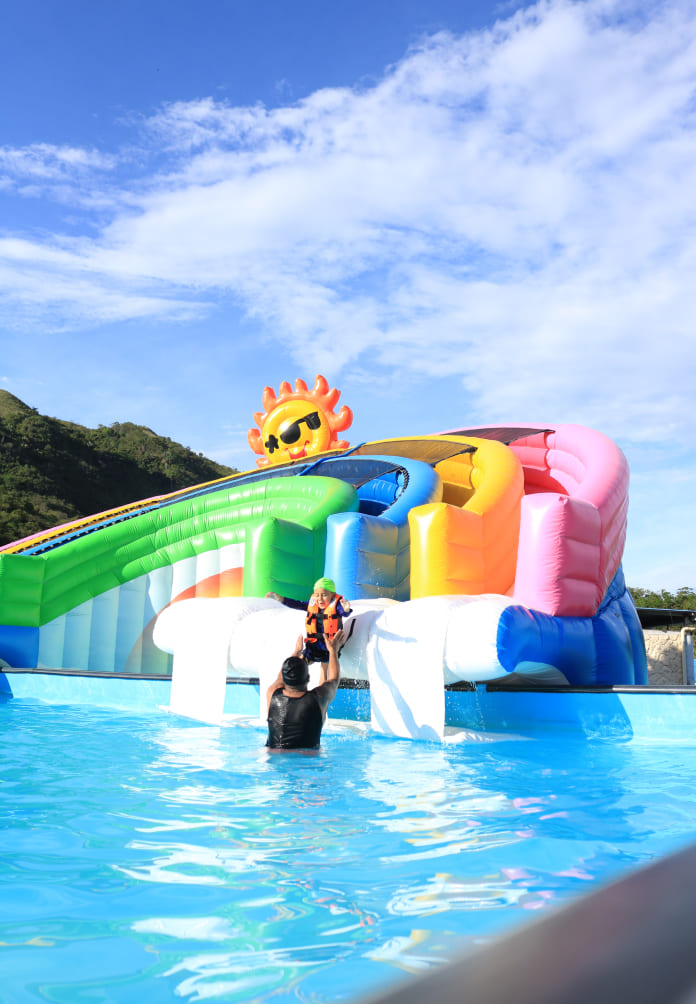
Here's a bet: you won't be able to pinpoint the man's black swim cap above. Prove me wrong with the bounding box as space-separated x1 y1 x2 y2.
281 656 309 689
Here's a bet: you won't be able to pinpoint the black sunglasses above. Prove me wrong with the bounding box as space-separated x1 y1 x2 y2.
265 412 321 453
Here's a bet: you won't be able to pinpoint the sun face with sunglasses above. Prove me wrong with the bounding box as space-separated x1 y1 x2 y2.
248 375 353 468
263 402 329 462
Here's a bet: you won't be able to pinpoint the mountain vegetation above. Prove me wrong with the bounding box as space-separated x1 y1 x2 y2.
0 391 236 546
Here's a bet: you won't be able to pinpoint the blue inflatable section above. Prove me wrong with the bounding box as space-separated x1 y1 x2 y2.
0 624 39 670
324 455 442 600
496 565 648 686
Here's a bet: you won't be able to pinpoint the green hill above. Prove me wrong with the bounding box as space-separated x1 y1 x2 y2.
0 390 237 546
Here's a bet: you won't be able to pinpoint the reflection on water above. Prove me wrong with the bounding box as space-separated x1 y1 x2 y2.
386 872 529 915
3 702 696 1002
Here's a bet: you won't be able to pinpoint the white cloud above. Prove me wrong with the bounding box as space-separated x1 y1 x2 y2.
0 142 119 211
0 0 695 447
0 252 205 324
0 142 116 180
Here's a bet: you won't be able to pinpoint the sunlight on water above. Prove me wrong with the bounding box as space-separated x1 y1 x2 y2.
2 698 696 1002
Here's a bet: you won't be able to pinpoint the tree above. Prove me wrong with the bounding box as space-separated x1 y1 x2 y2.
629 587 696 611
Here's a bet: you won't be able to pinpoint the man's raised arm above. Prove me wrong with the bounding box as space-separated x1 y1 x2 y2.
314 629 344 707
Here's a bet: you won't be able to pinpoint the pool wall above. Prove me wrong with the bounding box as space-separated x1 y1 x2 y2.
3 670 695 740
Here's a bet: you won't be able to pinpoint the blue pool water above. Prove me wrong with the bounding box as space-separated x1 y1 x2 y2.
3 697 696 1003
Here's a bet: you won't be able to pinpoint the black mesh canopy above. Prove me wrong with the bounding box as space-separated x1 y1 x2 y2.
299 456 403 489
445 427 552 444
347 439 475 465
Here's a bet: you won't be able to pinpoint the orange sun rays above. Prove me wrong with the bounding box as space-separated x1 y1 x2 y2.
248 375 353 468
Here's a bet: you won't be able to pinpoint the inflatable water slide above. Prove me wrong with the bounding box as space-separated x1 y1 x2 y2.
0 376 647 737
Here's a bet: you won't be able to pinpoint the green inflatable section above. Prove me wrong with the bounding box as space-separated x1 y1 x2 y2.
0 476 358 628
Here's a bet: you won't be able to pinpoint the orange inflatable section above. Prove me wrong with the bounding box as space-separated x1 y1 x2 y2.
408 436 524 598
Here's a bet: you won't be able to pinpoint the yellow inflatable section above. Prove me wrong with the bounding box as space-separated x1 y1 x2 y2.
408 436 524 598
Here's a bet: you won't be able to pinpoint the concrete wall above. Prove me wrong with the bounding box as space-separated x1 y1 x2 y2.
644 629 693 686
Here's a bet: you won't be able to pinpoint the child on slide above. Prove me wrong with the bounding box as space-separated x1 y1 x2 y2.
266 577 353 681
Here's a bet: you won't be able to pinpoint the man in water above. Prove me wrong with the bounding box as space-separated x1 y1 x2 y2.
266 629 345 751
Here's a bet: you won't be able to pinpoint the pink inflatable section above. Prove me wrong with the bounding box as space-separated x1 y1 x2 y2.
441 425 629 618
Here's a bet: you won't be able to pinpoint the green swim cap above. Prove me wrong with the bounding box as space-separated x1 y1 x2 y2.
314 577 336 593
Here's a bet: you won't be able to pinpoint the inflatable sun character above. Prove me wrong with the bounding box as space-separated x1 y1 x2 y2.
248 374 353 468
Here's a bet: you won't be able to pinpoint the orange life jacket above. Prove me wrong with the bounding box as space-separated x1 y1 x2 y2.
305 595 344 644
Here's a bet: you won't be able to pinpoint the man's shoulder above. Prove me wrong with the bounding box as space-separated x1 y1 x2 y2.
311 679 339 707
312 679 338 694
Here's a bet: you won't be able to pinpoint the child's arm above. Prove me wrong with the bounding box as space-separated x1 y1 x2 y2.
265 592 308 612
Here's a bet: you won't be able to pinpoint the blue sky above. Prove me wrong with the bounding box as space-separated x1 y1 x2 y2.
1 0 694 590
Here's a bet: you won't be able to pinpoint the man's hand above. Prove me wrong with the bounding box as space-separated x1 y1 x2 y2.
324 629 345 652
293 634 304 657
321 629 344 688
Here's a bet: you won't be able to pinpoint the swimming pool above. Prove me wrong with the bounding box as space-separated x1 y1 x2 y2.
3 697 696 1003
